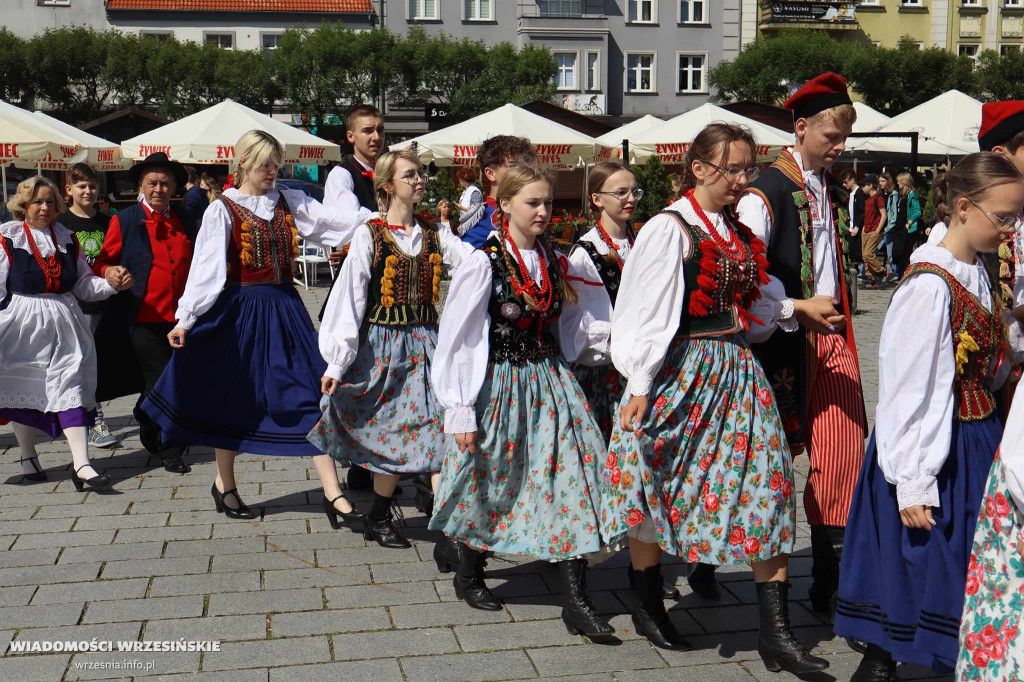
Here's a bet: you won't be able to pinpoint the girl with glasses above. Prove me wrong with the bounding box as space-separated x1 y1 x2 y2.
835 152 1019 680
309 150 475 550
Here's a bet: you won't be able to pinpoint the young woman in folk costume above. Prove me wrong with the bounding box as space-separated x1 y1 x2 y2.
834 153 1018 681
141 130 366 525
601 123 824 674
308 150 475 550
429 164 617 643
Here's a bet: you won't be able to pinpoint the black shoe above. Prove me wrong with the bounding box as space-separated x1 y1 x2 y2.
560 559 615 643
809 525 844 617
627 565 680 600
71 464 112 492
846 636 869 654
364 506 411 549
346 465 372 491
18 456 47 483
756 581 829 675
413 473 434 517
630 564 691 651
433 533 461 573
851 644 896 681
323 493 364 530
687 562 721 601
453 543 502 611
211 483 257 520
160 451 191 474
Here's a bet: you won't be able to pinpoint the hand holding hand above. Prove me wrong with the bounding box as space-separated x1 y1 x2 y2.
899 504 936 532
794 296 846 334
455 432 479 454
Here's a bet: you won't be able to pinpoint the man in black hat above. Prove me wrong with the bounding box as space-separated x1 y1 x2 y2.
92 152 198 474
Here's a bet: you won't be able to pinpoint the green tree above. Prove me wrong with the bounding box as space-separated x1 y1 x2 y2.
103 31 160 110
275 23 366 127
450 42 557 120
631 156 671 222
0 29 32 106
28 26 113 122
422 168 460 216
977 47 1024 100
402 27 487 109
213 48 282 114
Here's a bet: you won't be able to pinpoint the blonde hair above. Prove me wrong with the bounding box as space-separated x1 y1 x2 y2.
373 149 423 213
804 104 857 129
7 176 66 221
897 172 916 196
233 130 285 188
493 164 577 306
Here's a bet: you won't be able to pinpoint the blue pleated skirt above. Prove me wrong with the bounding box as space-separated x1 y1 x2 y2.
834 416 1004 673
142 283 326 456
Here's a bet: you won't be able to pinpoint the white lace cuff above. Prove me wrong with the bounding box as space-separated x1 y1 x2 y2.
896 477 940 511
1006 311 1024 364
626 373 652 398
176 313 197 331
778 299 799 332
444 406 477 434
325 363 344 381
587 320 612 353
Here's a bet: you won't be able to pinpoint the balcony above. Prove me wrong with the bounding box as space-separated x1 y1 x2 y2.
518 12 610 36
759 1 861 30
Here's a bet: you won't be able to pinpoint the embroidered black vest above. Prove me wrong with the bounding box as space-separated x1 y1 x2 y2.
1 227 79 300
482 234 562 365
367 221 442 326
574 236 624 305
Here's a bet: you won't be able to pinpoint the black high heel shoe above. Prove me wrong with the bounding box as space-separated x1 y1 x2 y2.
211 483 257 520
323 493 364 530
71 464 111 492
19 456 47 483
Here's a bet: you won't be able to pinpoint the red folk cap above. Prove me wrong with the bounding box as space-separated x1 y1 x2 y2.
783 72 853 122
979 101 1024 151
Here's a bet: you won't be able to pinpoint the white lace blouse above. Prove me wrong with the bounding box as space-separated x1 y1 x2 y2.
0 221 114 302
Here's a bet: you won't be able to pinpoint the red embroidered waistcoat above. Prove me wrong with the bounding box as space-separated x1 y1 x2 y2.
221 194 297 285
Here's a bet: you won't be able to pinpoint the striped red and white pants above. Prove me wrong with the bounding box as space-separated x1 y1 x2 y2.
804 332 867 527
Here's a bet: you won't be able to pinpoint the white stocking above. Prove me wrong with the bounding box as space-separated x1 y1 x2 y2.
12 423 41 475
64 426 97 478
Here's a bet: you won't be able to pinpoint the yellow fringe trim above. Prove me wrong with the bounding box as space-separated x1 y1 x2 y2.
955 331 979 375
430 252 443 303
381 255 399 306
240 221 253 266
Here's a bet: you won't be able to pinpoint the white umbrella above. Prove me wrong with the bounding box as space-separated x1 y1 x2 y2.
0 99 84 202
630 103 794 164
391 103 602 170
852 102 891 134
121 99 341 165
594 115 664 162
11 110 128 173
845 90 980 158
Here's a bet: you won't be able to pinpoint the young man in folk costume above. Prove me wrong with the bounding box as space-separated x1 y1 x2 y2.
459 135 538 249
733 73 868 626
320 105 385 494
92 152 199 475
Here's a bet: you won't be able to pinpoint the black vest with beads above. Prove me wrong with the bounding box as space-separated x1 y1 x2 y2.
574 238 624 305
482 234 562 365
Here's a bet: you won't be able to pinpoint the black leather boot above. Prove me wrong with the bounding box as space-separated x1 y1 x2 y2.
756 581 829 674
851 644 896 681
630 564 691 651
687 562 721 601
363 493 411 549
347 464 372 491
809 525 843 616
559 559 615 643
453 544 502 611
414 473 434 517
432 533 461 573
627 565 680 600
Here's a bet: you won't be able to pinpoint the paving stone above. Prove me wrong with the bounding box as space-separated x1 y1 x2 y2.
113 525 211 543
34 502 132 519
3 492 86 508
74 513 170 531
504 590 625 621
331 627 460 660
168 510 231 526
99 556 211 580
142 671 268 682
317 545 422 567
399 650 537 682
164 537 265 558
204 636 331 671
207 588 324 616
0 630 13 655
212 520 308 538
269 607 391 637
0 654 71 680
0 602 84 627
0 547 60 568
0 517 75 535
210 551 315 573
66 651 200 680
149 571 260 597
455 618 587 651
435 573 551 602
82 595 204 623
0 585 38 607
528 641 665 676
324 580 438 608
370 560 459 584
689 603 821 634
13 622 143 648
263 531 366 552
269 659 403 682
262 565 370 590
143 615 267 643
12 529 116 550
33 578 149 604
0 561 101 586
60 541 164 564
391 600 511 628
615 663 756 681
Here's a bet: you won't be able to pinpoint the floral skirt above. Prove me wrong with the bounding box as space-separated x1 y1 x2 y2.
429 356 611 560
307 324 444 475
956 453 1024 680
573 362 626 443
599 334 796 564
835 417 1003 673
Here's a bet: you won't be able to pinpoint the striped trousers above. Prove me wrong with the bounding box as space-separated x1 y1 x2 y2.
804 332 867 527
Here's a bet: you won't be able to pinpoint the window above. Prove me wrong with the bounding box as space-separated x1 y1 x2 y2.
555 52 578 90
626 52 656 92
962 0 979 5
679 0 706 22
261 33 283 51
859 0 881 5
37 0 71 5
628 0 657 22
676 53 706 93
409 0 439 20
959 43 980 64
205 33 234 49
901 0 924 6
538 0 582 15
1002 43 1021 54
1007 0 1022 6
586 51 601 91
141 31 173 41
464 0 492 20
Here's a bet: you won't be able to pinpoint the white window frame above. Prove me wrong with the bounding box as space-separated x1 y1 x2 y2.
37 0 71 6
678 0 707 23
140 30 173 41
901 0 924 6
463 0 493 20
1001 43 1021 55
204 32 235 50
1007 0 1023 6
628 0 659 23
962 0 980 6
260 32 283 51
585 50 602 92
538 0 584 15
625 51 657 93
554 51 579 91
958 42 980 65
675 51 707 94
859 0 881 5
409 0 440 20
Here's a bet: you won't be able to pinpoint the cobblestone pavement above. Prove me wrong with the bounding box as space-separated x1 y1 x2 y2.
0 281 953 681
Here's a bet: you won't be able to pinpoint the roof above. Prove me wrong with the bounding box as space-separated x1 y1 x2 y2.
106 0 373 12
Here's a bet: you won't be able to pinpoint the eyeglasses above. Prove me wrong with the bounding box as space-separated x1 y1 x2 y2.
705 161 760 181
595 187 644 202
396 170 429 186
968 198 1021 232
